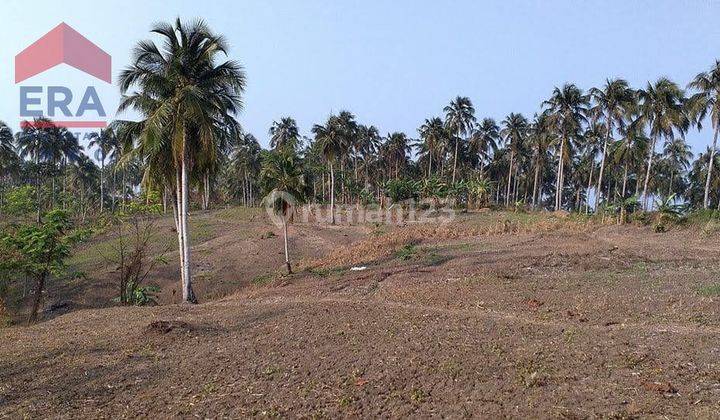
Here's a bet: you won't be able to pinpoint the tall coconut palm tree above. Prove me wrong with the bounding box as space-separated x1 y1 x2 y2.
443 96 476 183
500 113 528 206
471 118 500 176
663 137 693 198
418 117 446 177
543 84 590 210
269 117 301 153
688 60 720 209
582 122 606 212
0 121 17 211
68 154 100 221
312 116 343 224
118 19 246 303
614 121 649 199
384 132 412 179
589 79 636 210
356 125 381 186
260 151 305 274
16 118 59 222
87 128 118 213
528 112 554 209
0 121 13 160
637 78 689 209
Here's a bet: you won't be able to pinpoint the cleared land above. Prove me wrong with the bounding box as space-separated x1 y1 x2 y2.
2 209 720 417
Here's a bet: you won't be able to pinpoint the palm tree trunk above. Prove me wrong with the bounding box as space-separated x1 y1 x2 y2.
180 154 196 303
36 152 41 223
174 168 186 296
111 167 117 212
452 133 459 183
506 150 514 206
428 152 433 178
62 158 67 210
642 136 657 210
703 128 718 209
622 161 629 198
283 217 291 274
121 169 126 210
585 162 594 214
668 169 674 198
595 121 612 210
555 139 565 211
531 158 540 209
163 187 168 214
100 156 105 213
329 162 336 224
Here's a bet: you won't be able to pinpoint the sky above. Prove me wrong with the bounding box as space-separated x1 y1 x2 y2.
1 0 720 155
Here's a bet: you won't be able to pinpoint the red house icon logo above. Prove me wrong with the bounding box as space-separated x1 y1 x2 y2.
15 23 111 83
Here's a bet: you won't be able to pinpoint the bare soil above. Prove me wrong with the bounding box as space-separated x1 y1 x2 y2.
2 210 720 418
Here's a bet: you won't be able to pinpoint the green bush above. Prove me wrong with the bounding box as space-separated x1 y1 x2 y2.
2 185 36 216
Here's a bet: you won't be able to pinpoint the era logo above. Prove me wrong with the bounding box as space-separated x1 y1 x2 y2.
15 23 112 128
20 86 106 118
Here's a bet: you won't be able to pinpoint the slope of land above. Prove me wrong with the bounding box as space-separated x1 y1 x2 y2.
2 210 720 417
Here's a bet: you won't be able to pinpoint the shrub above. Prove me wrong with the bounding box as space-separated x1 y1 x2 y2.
2 185 36 217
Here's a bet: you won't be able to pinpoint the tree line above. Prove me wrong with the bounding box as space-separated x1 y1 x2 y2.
2 19 720 305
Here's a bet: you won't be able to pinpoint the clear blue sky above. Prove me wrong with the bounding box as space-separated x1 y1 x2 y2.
1 0 719 153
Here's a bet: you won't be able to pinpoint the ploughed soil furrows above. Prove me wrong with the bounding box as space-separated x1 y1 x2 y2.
2 210 720 417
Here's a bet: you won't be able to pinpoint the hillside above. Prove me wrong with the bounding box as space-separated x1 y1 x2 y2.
2 210 720 417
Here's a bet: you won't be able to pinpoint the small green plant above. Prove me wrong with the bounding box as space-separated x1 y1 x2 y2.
252 274 273 285
128 285 160 306
396 243 417 260
697 283 720 297
384 179 420 203
409 388 426 403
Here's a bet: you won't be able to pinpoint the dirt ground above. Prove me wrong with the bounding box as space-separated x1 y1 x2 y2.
2 209 720 418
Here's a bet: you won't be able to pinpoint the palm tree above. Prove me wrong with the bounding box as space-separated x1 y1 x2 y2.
68 154 100 221
500 113 528 206
637 78 689 209
312 116 343 224
688 61 720 209
528 113 553 209
470 118 499 176
228 132 261 206
444 96 476 183
260 151 305 274
118 19 246 303
418 117 446 177
543 84 590 210
581 122 606 212
269 117 301 153
663 137 693 198
356 125 381 187
0 121 14 162
0 121 17 211
87 128 118 212
384 132 411 179
614 122 649 199
589 79 635 210
16 118 58 222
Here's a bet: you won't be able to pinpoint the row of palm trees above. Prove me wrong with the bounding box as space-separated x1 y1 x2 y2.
0 119 144 223
244 66 720 215
3 19 720 303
